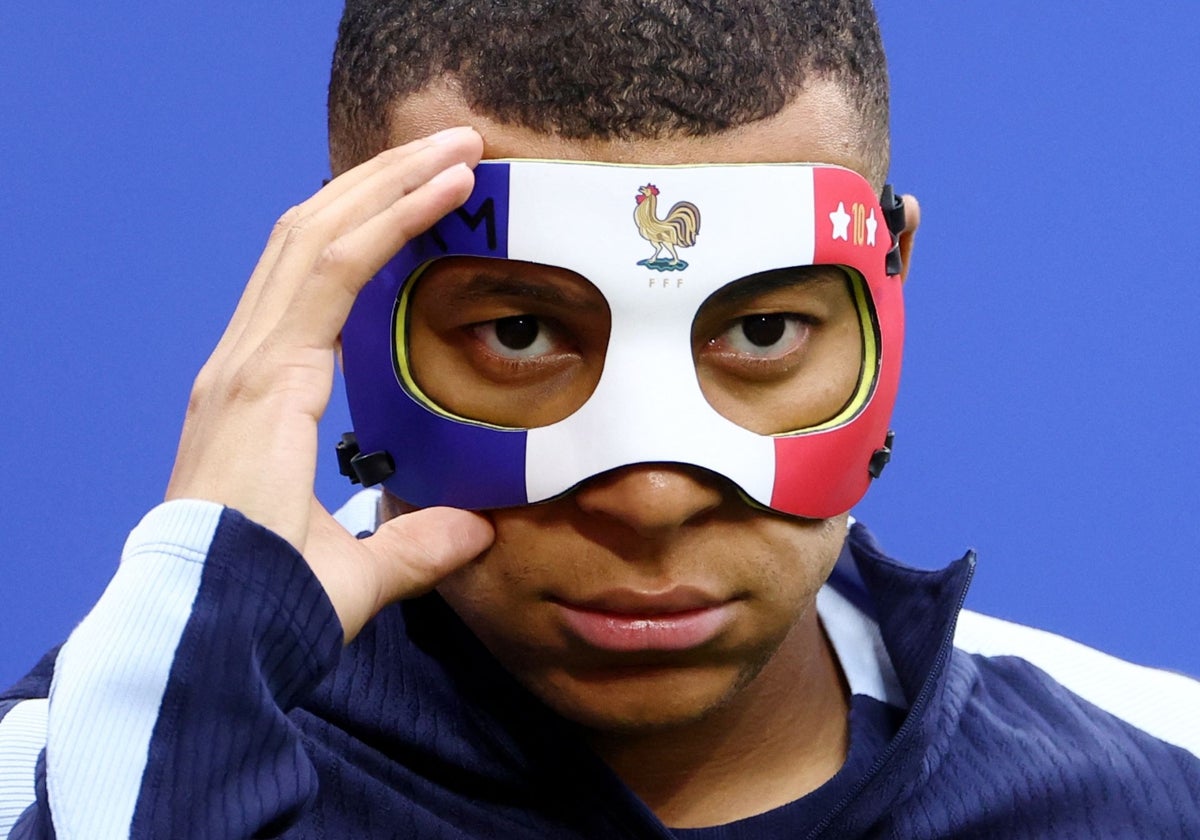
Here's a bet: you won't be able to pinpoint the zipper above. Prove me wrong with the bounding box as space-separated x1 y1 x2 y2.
804 550 978 839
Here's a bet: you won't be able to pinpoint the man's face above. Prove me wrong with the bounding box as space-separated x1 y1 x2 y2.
379 79 873 732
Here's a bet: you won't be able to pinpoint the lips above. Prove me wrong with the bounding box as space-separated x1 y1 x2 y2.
551 588 738 653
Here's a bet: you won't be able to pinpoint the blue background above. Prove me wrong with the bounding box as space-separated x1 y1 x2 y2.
2 3 1197 687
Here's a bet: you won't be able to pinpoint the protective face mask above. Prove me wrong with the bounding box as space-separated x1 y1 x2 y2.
340 159 905 519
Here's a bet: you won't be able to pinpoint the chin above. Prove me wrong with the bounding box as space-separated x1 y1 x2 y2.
528 660 758 734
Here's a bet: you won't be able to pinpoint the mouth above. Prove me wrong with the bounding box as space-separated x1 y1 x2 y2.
550 588 739 653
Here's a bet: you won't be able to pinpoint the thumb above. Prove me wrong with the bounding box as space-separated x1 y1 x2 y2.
356 505 494 622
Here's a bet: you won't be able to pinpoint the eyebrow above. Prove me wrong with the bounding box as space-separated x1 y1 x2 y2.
711 266 849 308
432 270 600 311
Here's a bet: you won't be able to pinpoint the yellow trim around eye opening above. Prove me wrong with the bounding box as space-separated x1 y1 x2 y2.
395 260 879 436
392 261 525 431
772 268 879 437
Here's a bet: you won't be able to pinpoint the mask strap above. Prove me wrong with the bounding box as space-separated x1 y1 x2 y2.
880 184 906 276
337 432 395 487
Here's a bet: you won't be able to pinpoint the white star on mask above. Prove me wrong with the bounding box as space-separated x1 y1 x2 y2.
866 208 878 247
830 201 851 241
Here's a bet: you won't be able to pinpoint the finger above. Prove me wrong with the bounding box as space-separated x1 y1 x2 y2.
274 160 477 349
305 126 483 220
363 506 495 602
225 138 481 369
181 128 481 474
212 127 482 366
305 504 495 642
312 128 486 240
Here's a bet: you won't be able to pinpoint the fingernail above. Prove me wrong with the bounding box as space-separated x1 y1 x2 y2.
427 162 472 186
428 126 475 145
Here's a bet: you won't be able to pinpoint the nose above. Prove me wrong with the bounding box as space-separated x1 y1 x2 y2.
572 462 726 539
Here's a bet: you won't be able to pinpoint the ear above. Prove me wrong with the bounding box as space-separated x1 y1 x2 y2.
897 194 921 285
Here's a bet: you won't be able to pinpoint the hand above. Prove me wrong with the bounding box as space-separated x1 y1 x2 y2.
165 126 494 642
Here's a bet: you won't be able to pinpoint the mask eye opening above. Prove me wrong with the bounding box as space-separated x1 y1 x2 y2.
395 256 613 430
688 264 879 437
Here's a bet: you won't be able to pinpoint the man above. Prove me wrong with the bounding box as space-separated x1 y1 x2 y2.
1 1 1197 837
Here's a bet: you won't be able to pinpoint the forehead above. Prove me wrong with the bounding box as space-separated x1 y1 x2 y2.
387 77 870 176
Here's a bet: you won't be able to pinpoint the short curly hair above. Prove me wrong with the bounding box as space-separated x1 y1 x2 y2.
328 0 890 182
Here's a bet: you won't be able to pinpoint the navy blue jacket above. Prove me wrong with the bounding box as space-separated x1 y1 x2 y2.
1 495 1197 837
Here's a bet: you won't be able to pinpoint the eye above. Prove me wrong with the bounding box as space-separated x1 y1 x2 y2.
474 315 558 359
714 313 809 359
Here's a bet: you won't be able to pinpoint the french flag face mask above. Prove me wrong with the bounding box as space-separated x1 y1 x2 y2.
340 160 906 520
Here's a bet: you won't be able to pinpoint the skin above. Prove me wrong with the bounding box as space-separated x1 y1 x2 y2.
167 76 918 829
407 258 863 432
167 127 494 643
381 78 919 826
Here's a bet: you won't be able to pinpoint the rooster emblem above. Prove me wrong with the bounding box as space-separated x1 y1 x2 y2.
633 184 701 271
